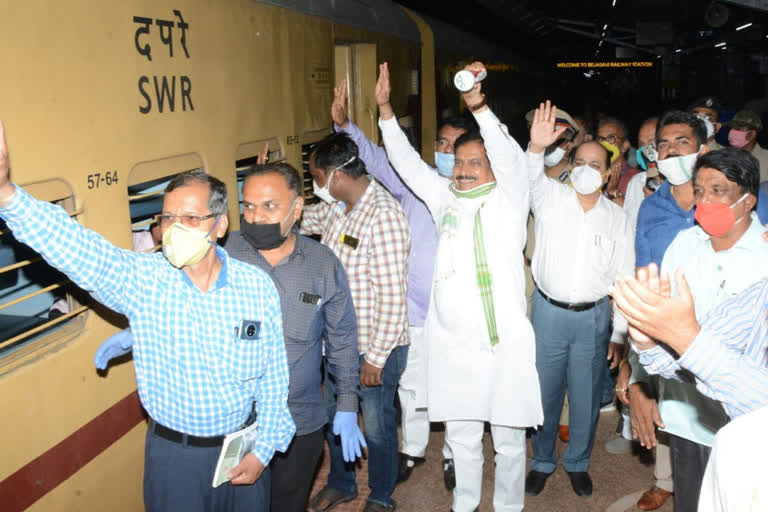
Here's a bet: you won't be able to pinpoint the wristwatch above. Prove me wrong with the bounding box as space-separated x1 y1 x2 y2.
468 94 487 112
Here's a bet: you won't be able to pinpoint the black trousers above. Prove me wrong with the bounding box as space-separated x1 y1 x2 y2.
270 427 325 512
143 427 270 512
669 433 712 512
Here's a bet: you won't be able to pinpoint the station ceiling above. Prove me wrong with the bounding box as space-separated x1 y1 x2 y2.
397 0 768 60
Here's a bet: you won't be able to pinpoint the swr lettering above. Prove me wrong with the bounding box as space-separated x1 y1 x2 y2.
138 75 194 114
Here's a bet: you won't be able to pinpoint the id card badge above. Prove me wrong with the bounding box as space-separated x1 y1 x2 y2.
339 233 359 249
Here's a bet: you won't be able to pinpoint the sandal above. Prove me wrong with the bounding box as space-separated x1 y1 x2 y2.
309 487 357 512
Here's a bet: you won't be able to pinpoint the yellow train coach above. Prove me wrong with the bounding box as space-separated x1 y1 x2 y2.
0 1 526 510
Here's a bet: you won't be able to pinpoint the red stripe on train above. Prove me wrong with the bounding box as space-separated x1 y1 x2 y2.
0 390 145 511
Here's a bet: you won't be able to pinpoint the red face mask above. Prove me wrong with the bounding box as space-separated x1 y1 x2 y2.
694 193 748 237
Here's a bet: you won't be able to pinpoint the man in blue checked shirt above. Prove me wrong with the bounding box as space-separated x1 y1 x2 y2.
0 119 294 512
97 162 366 512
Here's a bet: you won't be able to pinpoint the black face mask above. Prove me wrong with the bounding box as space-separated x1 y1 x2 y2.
241 216 292 250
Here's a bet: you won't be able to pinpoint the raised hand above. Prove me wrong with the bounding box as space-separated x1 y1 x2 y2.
460 61 486 107
529 101 567 154
375 62 393 113
256 141 270 166
332 79 349 128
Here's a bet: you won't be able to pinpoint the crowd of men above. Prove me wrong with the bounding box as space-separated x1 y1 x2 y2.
2 59 768 512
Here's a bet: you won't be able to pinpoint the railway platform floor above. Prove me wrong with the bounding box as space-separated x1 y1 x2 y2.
308 409 675 512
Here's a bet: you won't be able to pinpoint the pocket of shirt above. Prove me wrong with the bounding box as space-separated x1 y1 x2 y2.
231 328 266 382
590 232 617 271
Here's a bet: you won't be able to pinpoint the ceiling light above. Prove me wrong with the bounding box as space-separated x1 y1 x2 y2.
612 0 617 6
714 42 727 47
675 48 682 53
603 24 608 30
736 22 752 31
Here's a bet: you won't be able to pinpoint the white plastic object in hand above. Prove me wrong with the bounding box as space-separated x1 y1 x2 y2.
453 69 487 92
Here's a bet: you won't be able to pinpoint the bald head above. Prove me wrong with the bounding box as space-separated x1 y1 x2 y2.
571 141 611 172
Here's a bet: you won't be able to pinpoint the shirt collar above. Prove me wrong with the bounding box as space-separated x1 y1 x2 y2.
347 177 375 213
178 244 229 291
694 212 764 251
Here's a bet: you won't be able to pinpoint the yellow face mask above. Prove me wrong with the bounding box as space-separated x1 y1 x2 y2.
599 141 621 164
161 222 215 268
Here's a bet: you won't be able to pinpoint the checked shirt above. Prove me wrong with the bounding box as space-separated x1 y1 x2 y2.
0 187 295 465
301 178 410 368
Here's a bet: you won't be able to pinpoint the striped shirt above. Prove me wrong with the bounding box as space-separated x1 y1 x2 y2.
300 178 410 368
637 276 768 419
0 187 295 465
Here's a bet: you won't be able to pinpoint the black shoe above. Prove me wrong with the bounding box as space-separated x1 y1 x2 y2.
524 470 550 496
397 453 425 483
442 458 456 491
567 471 593 496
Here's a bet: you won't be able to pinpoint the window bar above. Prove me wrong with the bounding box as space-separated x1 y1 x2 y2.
0 257 43 275
0 281 67 311
0 305 88 348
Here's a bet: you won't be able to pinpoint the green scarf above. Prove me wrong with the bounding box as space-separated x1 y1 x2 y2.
449 181 499 347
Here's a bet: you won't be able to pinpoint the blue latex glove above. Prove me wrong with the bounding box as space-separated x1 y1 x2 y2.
333 411 367 462
94 329 134 370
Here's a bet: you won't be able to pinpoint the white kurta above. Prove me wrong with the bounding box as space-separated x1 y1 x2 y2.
380 109 543 428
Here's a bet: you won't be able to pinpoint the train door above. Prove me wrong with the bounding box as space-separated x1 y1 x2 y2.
334 43 378 144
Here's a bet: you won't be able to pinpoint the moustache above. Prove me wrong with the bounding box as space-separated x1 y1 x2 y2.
454 175 477 181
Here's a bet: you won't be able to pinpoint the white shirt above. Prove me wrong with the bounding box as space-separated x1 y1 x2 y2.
699 406 768 512
623 171 646 233
529 164 634 343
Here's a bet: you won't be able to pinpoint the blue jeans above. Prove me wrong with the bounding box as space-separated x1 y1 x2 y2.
530 290 611 474
323 346 408 506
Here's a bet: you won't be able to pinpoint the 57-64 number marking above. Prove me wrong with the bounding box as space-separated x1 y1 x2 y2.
87 170 119 189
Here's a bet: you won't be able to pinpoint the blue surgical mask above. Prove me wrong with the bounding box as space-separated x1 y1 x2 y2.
434 152 455 178
636 147 648 171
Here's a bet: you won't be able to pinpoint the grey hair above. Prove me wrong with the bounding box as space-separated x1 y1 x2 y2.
165 169 228 216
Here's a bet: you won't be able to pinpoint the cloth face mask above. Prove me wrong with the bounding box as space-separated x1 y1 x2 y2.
657 148 701 186
694 193 749 237
241 200 296 250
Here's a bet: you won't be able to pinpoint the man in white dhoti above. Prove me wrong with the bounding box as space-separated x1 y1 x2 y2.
376 61 557 512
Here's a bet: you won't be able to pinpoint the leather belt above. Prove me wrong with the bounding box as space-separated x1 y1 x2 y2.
150 420 226 448
537 288 608 312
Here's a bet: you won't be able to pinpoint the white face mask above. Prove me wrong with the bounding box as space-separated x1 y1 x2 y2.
657 147 702 186
162 222 216 268
312 169 337 204
570 165 605 195
544 146 566 167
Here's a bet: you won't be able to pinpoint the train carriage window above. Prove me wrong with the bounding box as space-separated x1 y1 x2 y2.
127 153 205 252
235 138 285 219
0 180 88 361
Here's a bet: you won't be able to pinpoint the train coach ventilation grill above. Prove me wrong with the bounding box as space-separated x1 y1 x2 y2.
0 184 87 357
302 142 319 204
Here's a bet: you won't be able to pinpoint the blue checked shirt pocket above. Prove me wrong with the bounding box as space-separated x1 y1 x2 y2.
230 321 267 383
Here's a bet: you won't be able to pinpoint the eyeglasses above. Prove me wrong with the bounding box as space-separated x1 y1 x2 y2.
156 213 216 227
596 134 621 145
